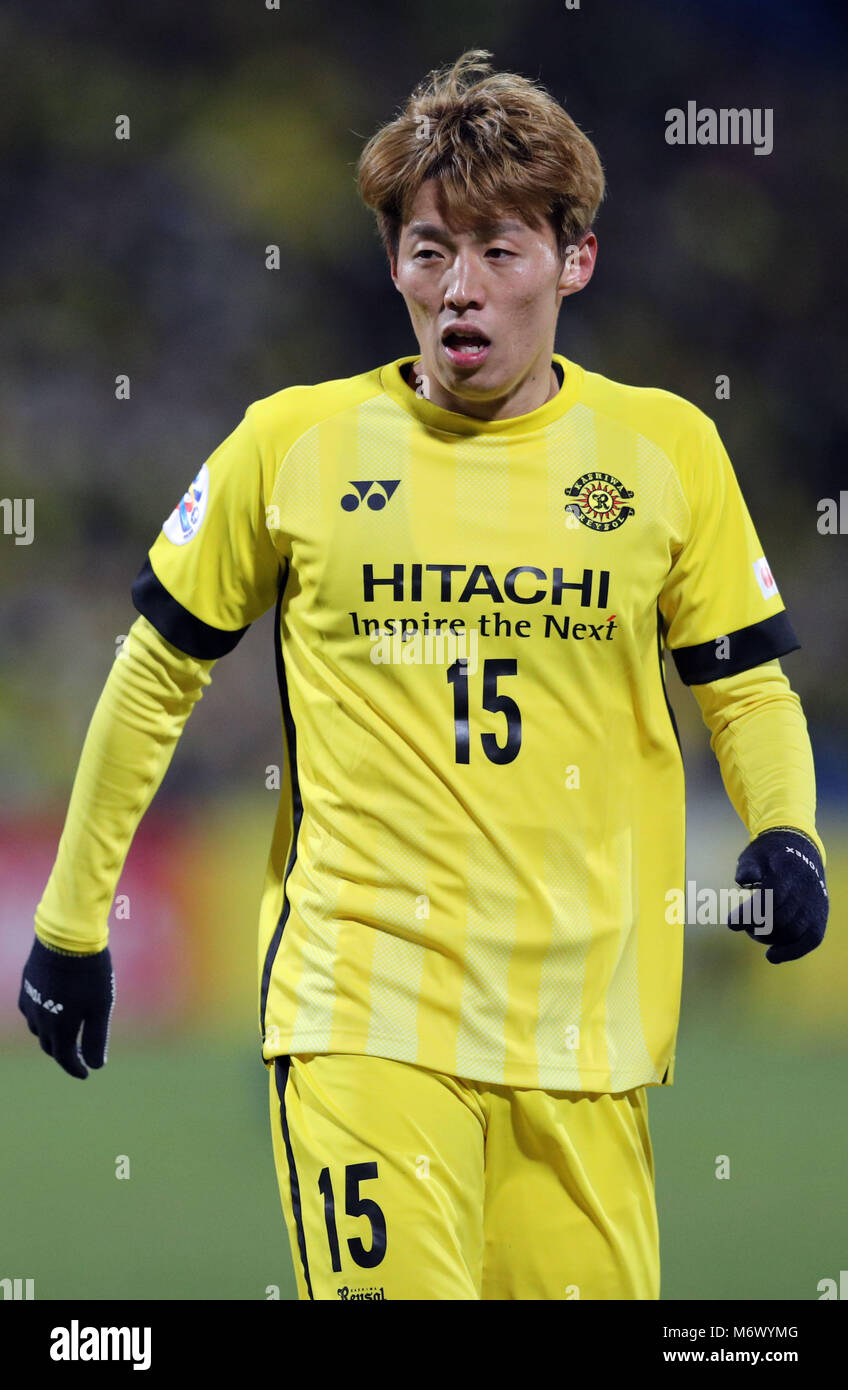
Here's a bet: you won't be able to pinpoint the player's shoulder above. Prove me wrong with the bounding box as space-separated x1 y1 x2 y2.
243 362 387 452
574 361 720 457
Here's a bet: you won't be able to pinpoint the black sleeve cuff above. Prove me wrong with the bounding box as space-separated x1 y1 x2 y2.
131 557 249 659
669 611 801 685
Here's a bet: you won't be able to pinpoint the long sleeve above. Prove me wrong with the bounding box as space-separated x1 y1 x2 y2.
689 658 825 862
34 614 216 953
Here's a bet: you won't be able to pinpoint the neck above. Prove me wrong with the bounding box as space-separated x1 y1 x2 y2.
407 358 560 420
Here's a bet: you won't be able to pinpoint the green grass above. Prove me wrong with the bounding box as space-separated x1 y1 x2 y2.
1 1011 845 1300
653 1006 847 1300
1 1032 295 1301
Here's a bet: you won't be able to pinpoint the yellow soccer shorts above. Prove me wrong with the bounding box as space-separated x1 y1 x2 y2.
268 1051 660 1301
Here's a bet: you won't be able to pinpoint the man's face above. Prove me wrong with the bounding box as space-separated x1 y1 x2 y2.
390 179 596 418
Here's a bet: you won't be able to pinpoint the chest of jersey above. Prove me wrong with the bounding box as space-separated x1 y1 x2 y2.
274 402 684 667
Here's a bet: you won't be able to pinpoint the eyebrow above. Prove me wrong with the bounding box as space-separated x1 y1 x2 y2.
406 219 526 240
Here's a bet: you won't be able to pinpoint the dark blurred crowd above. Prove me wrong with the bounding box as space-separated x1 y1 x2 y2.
2 0 845 804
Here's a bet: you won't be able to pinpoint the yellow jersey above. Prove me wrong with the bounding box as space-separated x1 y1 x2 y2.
131 353 799 1091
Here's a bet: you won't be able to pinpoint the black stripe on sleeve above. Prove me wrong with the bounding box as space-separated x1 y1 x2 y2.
131 556 249 659
670 611 801 686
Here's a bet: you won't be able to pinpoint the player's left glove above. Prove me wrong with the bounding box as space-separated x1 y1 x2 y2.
727 828 828 964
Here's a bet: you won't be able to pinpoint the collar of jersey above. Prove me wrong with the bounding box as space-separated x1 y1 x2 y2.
380 353 584 437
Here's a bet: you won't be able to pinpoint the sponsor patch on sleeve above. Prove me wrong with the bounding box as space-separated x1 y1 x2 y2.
162 463 209 546
753 555 779 601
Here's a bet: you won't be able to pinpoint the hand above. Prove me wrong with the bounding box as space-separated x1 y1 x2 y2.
727 829 828 964
18 936 115 1078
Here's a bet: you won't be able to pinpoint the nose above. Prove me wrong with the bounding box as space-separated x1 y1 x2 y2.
444 249 485 311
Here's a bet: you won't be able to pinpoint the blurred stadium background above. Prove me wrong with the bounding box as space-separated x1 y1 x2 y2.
1 0 846 1300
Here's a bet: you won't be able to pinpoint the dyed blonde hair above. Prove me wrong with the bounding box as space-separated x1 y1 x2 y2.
357 49 605 263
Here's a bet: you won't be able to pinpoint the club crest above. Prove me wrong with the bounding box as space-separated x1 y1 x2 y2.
565 472 635 532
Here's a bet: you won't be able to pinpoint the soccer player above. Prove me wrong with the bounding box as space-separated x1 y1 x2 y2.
20 50 828 1301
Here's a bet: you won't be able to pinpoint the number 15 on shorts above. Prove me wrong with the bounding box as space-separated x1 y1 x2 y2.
318 1162 387 1272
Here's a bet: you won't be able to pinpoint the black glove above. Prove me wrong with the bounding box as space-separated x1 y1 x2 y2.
18 936 115 1078
727 828 828 964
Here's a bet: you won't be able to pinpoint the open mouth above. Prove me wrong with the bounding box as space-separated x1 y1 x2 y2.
441 328 491 366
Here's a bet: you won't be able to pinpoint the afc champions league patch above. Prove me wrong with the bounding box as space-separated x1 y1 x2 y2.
753 555 779 600
162 463 210 545
564 471 635 532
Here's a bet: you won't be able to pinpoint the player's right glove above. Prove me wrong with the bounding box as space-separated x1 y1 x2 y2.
18 936 115 1079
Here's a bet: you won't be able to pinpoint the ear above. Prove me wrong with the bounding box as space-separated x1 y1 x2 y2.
556 232 597 301
388 245 400 291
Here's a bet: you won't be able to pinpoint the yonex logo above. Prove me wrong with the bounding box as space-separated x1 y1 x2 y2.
785 845 828 899
23 978 63 1013
341 480 400 512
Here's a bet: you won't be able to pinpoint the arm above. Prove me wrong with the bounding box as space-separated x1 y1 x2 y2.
23 402 285 1074
35 614 216 953
19 615 215 1076
690 658 823 861
654 407 828 963
690 659 828 961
